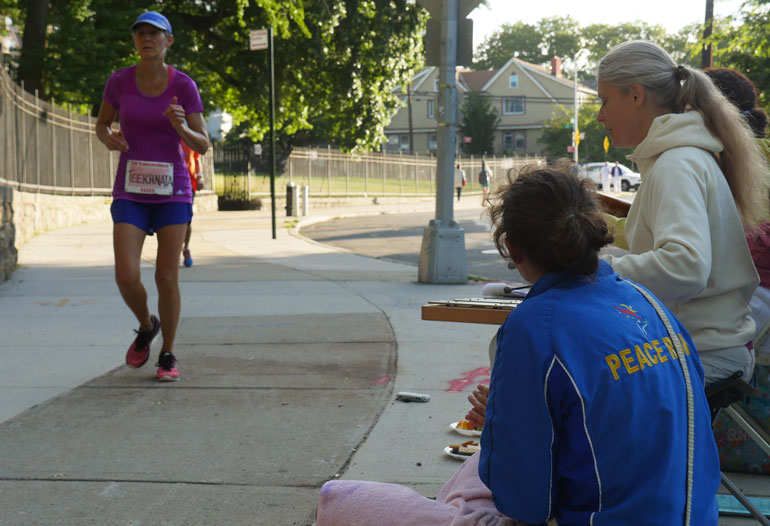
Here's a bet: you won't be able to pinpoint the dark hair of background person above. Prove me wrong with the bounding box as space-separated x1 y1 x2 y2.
488 163 614 276
705 68 768 139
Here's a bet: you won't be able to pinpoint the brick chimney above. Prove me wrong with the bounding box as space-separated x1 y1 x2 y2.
551 56 562 77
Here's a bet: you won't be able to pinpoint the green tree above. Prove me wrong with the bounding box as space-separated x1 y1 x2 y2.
710 2 770 112
581 21 674 78
459 91 500 155
0 1 22 34
538 16 580 67
474 16 580 71
538 103 632 163
7 0 427 152
474 21 541 70
474 16 697 81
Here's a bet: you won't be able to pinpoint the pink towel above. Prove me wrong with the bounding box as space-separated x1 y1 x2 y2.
316 453 522 526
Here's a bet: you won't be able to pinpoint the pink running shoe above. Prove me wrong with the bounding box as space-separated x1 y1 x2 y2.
126 315 160 368
156 351 179 382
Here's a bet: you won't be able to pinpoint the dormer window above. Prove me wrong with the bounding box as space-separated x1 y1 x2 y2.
509 74 518 88
434 78 439 92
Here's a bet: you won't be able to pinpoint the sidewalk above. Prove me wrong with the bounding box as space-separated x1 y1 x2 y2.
0 198 767 525
0 198 495 525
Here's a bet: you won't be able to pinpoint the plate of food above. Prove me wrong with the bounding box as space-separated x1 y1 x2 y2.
444 440 480 461
450 420 482 437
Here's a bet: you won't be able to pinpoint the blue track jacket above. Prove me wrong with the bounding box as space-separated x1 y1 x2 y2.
479 261 719 525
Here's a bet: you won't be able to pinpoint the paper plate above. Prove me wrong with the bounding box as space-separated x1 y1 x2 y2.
449 421 482 437
443 446 472 461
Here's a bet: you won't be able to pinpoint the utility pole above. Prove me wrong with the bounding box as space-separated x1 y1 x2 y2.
701 0 714 69
416 0 478 283
407 81 414 154
417 0 475 283
573 60 579 165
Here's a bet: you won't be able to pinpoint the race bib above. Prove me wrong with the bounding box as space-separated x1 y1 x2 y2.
125 160 174 196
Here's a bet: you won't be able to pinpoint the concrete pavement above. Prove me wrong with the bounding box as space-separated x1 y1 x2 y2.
0 197 767 525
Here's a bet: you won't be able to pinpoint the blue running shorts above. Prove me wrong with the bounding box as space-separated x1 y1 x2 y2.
110 199 193 236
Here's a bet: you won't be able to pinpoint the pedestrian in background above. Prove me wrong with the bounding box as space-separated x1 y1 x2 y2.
95 10 209 382
478 159 493 203
454 162 466 201
600 160 611 191
181 140 202 268
610 160 622 192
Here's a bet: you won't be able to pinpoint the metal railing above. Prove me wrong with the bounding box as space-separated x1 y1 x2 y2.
214 146 545 199
0 56 213 195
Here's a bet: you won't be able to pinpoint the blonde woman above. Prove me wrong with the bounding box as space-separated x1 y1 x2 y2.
597 40 769 384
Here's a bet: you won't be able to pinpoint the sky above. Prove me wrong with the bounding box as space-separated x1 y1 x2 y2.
468 0 746 49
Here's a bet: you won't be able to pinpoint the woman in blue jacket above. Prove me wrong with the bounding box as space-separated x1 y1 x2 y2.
317 164 720 526
480 164 719 525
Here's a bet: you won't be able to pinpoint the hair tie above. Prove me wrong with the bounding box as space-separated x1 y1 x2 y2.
566 213 575 219
743 109 753 116
675 64 686 82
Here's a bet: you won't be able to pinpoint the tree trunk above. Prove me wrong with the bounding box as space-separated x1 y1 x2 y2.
18 0 50 95
701 0 714 70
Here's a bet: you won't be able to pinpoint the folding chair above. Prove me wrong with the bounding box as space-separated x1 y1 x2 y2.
707 370 770 524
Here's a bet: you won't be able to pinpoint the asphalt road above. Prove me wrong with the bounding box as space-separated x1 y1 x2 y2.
301 207 630 283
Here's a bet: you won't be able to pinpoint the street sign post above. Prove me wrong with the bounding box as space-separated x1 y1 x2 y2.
250 28 277 239
249 29 268 51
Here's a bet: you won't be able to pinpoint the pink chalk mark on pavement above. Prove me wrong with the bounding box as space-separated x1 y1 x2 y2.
371 376 392 385
447 367 491 393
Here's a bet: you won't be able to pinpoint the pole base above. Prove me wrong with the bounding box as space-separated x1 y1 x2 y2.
418 221 467 284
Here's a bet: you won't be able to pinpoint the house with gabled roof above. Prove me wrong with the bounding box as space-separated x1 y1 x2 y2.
384 57 597 157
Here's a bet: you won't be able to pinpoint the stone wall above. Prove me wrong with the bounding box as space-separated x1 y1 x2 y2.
0 189 218 284
0 185 17 282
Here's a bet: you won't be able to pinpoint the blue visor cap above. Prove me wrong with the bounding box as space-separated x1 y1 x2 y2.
131 11 172 35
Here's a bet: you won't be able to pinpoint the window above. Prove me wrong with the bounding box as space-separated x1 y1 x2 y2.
509 74 518 88
399 135 410 151
502 96 525 115
503 132 514 151
434 78 439 92
503 131 526 151
428 133 438 152
427 99 435 119
515 131 526 150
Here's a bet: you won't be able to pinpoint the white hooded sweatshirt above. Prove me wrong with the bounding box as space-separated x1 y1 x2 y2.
602 111 758 354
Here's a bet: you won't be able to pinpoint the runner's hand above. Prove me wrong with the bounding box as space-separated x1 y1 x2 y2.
465 383 489 428
105 130 129 152
163 96 186 130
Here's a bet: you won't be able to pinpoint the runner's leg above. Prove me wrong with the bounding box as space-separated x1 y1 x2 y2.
184 222 191 249
155 223 188 354
113 223 153 331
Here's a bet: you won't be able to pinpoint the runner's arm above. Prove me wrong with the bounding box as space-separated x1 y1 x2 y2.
176 111 209 155
95 101 128 152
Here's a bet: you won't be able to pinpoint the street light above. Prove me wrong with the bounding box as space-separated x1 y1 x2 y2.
572 50 589 165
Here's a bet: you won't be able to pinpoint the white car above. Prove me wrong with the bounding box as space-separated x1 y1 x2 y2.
579 162 641 192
